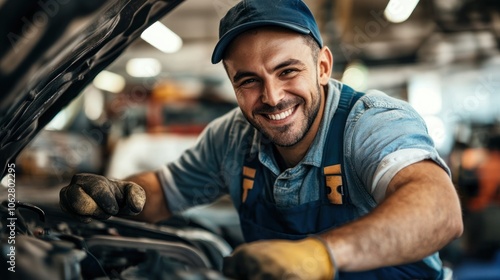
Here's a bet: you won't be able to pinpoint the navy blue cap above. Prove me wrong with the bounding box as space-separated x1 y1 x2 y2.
211 0 323 64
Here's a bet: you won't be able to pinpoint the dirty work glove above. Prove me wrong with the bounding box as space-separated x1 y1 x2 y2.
223 237 336 280
59 173 146 223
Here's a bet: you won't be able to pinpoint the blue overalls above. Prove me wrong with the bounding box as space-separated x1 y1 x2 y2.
239 85 443 279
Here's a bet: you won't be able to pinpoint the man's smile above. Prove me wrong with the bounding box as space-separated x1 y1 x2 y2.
266 107 295 121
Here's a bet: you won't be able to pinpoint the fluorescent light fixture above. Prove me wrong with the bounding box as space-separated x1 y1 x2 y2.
84 87 105 121
384 0 420 23
141 22 182 53
126 58 162 78
93 70 126 93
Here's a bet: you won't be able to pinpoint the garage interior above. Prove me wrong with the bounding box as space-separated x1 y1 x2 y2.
1 0 500 279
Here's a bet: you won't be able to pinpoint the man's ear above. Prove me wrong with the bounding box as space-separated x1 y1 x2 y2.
318 46 333 86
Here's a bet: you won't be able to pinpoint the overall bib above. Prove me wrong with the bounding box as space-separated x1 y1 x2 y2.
238 85 443 279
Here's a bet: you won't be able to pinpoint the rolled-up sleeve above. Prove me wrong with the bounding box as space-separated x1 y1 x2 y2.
345 94 450 204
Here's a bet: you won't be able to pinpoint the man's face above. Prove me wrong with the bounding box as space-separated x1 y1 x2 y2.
223 28 327 147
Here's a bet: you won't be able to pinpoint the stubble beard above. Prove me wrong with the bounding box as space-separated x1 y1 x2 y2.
244 83 322 148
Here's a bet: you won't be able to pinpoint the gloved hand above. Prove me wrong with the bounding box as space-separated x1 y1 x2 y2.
59 173 146 223
223 237 336 280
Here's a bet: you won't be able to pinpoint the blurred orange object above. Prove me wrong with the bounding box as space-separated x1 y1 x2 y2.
468 151 500 211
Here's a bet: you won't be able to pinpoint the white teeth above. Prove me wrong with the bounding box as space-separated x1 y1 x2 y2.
268 108 293 121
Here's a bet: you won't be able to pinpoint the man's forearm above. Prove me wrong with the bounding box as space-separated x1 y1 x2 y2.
320 161 463 271
125 171 172 223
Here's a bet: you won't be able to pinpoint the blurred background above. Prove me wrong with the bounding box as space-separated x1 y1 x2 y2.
2 0 500 278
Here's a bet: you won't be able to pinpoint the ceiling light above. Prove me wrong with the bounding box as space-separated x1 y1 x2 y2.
141 22 182 53
126 58 162 78
92 70 126 93
84 86 105 121
384 0 420 23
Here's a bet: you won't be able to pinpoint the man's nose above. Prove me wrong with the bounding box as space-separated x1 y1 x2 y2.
261 80 284 106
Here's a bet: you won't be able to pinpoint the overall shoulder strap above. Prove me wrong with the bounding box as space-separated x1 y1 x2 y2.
323 84 365 204
242 151 259 204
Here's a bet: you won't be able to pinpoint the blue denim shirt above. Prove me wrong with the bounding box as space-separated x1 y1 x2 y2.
158 79 450 276
159 78 449 211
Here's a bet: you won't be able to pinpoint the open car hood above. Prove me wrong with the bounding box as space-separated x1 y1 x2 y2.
0 0 184 178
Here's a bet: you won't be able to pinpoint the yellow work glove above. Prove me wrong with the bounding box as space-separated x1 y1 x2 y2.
223 237 336 280
59 173 146 223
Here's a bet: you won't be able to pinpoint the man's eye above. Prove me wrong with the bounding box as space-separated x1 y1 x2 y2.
241 79 256 86
280 69 296 76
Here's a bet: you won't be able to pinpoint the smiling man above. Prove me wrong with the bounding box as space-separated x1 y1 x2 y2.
224 27 327 166
60 0 463 279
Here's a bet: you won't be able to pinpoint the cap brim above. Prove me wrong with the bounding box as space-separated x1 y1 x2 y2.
211 20 311 64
